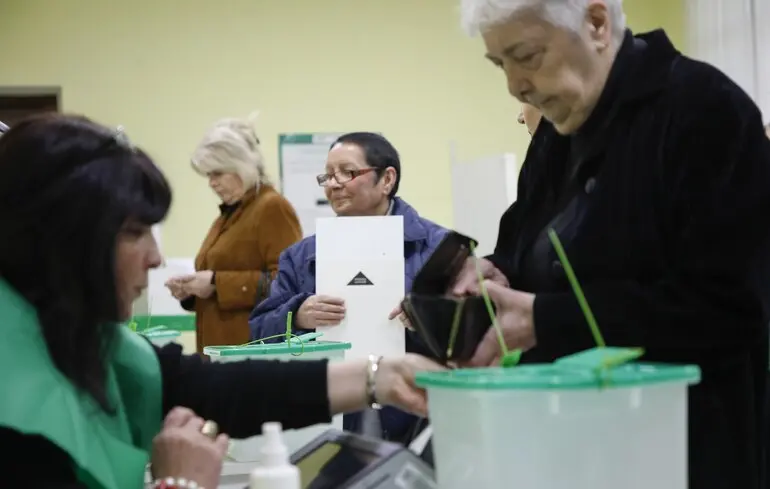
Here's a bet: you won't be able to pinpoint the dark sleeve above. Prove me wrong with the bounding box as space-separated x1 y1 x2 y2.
180 296 195 312
0 427 86 488
487 155 532 284
485 203 520 280
534 75 770 351
157 344 332 439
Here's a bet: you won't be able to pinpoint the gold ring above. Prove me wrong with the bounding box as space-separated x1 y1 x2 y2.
201 420 219 439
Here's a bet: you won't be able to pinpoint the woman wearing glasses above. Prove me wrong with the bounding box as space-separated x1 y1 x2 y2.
0 115 443 489
249 132 447 444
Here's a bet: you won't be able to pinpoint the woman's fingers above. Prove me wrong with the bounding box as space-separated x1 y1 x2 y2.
315 302 345 314
164 407 197 428
214 434 230 456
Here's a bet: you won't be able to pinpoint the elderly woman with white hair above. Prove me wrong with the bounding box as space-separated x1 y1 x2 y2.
438 1 770 488
166 116 302 351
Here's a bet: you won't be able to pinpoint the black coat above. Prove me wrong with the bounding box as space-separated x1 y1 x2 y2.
489 30 770 489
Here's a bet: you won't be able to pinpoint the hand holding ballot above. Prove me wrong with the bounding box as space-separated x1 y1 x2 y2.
166 280 190 300
315 215 407 359
450 257 509 296
469 280 536 367
388 305 413 330
296 294 347 328
165 270 215 300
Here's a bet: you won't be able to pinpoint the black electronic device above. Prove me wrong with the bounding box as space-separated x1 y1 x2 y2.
401 231 493 363
282 429 437 489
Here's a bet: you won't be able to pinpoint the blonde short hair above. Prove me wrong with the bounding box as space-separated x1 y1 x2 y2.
191 112 270 188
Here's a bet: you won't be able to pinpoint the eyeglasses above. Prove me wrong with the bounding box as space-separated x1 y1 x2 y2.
316 168 379 187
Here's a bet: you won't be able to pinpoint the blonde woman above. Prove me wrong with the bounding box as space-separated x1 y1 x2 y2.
166 115 302 352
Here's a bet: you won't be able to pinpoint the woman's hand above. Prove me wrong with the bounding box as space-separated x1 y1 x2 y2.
150 407 230 489
388 257 508 329
469 280 536 367
327 355 445 417
296 295 346 328
164 278 191 301
387 304 413 330
375 355 444 416
450 257 509 296
175 271 216 299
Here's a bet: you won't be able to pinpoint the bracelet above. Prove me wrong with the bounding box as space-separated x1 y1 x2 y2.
152 477 204 489
366 354 383 410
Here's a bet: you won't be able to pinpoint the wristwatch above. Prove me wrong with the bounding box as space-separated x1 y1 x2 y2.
366 355 383 410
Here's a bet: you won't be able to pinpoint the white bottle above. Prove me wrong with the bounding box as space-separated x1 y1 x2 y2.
249 422 300 489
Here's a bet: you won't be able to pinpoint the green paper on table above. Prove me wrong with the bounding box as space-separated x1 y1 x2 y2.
501 350 522 367
556 346 644 372
546 228 645 375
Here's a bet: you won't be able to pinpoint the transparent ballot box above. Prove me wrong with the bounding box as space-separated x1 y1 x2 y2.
416 362 700 489
203 340 351 462
139 327 181 347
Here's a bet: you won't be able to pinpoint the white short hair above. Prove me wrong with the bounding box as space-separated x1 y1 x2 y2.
191 112 270 188
460 0 626 44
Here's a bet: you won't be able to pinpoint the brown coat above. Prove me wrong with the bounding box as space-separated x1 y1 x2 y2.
194 185 301 352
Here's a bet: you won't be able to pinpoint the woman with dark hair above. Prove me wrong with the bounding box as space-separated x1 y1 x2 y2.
0 115 442 489
249 132 447 445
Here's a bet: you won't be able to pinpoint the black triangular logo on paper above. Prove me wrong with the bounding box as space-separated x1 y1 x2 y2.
347 271 374 286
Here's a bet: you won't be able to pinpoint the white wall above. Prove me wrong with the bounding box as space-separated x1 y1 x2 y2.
686 0 770 121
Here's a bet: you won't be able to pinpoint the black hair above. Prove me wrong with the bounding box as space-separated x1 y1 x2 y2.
330 132 401 198
0 113 172 412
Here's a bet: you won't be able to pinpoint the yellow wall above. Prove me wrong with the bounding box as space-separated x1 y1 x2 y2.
0 0 684 257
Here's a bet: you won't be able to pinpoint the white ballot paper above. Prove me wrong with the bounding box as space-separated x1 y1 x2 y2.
315 216 406 359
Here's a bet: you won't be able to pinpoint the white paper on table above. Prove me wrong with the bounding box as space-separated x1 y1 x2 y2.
315 216 405 359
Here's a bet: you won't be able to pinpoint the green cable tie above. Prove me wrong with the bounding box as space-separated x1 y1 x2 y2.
286 311 293 342
547 229 606 348
237 331 306 356
469 242 521 367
